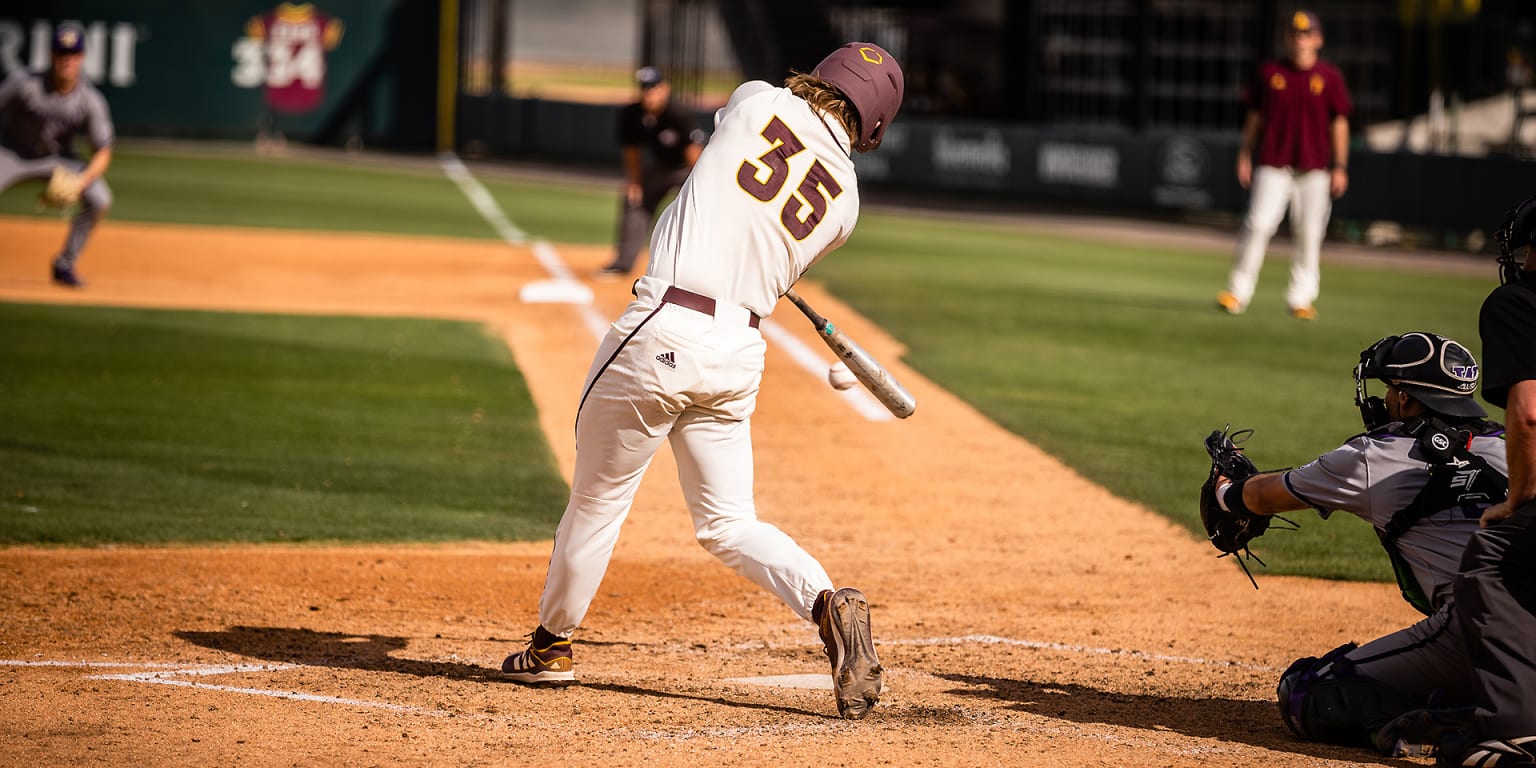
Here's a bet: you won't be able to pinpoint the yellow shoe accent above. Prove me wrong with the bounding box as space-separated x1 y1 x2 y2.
1216 291 1243 314
1290 306 1317 320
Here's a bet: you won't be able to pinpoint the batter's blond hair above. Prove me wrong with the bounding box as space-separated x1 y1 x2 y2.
785 72 861 143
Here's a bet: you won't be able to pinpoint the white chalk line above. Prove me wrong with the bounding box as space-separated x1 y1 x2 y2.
5 659 436 714
438 153 608 339
438 154 891 421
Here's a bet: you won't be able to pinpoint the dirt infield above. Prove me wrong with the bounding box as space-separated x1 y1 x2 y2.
0 216 1426 767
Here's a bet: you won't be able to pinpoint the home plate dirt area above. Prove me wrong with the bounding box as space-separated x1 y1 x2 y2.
0 217 1422 766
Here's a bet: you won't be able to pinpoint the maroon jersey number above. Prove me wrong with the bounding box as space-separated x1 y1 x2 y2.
781 160 843 240
737 116 844 240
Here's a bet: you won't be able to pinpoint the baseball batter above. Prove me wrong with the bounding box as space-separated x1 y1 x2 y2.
1210 332 1507 753
1218 10 1351 320
499 43 905 720
0 23 114 288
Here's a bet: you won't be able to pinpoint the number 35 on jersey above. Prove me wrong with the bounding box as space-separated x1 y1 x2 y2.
737 116 844 241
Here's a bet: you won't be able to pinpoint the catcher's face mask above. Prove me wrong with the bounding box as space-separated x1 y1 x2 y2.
1496 195 1536 285
1354 335 1397 431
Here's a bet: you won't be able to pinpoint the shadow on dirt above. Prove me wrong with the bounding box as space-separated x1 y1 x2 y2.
175 626 830 717
581 682 826 719
937 673 1400 766
176 626 504 682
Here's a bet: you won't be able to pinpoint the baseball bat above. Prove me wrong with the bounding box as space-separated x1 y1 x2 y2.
783 288 916 419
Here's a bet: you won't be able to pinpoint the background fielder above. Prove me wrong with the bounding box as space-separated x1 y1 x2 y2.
498 42 905 720
1218 10 1351 320
0 23 114 288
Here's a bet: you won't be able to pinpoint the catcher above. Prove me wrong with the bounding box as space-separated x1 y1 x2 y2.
1202 331 1508 754
0 23 115 288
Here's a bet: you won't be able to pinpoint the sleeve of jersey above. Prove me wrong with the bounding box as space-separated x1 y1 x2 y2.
87 91 115 150
716 81 775 129
0 70 24 111
1282 440 1370 518
1329 65 1354 118
1479 286 1536 406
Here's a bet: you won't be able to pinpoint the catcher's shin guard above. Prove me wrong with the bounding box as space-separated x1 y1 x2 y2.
1276 643 1424 748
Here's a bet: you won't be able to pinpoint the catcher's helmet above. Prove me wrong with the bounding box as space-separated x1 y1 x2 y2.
1353 332 1485 429
1495 194 1536 285
811 42 904 153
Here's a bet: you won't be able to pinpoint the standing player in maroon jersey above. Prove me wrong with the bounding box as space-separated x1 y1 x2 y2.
245 3 345 142
1218 10 1352 320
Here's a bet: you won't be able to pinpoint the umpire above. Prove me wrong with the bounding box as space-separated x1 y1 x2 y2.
1211 332 1508 753
0 23 115 288
596 66 704 278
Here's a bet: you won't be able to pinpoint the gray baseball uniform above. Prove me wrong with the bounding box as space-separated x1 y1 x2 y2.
1285 424 1508 701
0 68 115 270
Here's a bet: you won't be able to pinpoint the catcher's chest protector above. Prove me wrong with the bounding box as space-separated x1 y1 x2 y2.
1376 417 1508 615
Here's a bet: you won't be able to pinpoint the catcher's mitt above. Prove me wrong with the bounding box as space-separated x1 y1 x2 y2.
1200 427 1295 587
39 167 84 209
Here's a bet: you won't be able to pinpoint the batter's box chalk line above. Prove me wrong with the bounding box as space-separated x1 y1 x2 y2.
5 658 437 715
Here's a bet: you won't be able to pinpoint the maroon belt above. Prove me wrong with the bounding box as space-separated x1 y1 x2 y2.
662 286 761 328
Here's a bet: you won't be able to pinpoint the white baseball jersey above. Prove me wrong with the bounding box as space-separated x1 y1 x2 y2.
647 80 859 318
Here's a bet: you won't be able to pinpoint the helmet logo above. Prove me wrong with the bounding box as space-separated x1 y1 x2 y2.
859 47 883 65
1453 364 1478 380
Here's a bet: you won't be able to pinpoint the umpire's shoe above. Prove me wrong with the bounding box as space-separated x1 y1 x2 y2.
501 625 575 686
813 587 883 719
1438 737 1536 768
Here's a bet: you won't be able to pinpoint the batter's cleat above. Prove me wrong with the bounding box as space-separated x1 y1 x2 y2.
1373 707 1476 758
500 628 575 686
813 587 883 719
1438 737 1536 767
50 265 85 288
593 265 628 280
1290 305 1317 320
1216 291 1243 314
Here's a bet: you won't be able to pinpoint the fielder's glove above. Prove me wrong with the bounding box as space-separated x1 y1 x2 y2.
39 167 84 209
1199 427 1295 587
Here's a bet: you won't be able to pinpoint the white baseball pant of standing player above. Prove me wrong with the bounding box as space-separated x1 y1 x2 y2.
1226 165 1331 312
501 43 906 720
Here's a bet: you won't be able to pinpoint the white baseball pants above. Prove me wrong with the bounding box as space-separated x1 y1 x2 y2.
1226 165 1332 310
537 277 835 637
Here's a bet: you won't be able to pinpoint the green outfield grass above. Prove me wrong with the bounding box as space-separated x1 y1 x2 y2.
813 214 1496 582
0 144 612 244
0 302 569 544
0 144 1501 582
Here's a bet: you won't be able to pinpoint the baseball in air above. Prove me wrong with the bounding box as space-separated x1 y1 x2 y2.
828 361 858 390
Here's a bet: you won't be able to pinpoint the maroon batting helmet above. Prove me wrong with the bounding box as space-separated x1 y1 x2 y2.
812 42 904 152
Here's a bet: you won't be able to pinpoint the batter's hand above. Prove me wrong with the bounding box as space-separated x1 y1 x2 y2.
1480 500 1512 528
1330 167 1348 198
1236 155 1252 189
626 182 643 206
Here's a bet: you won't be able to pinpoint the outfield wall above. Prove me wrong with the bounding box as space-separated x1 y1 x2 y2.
1 2 439 148
462 95 1536 237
